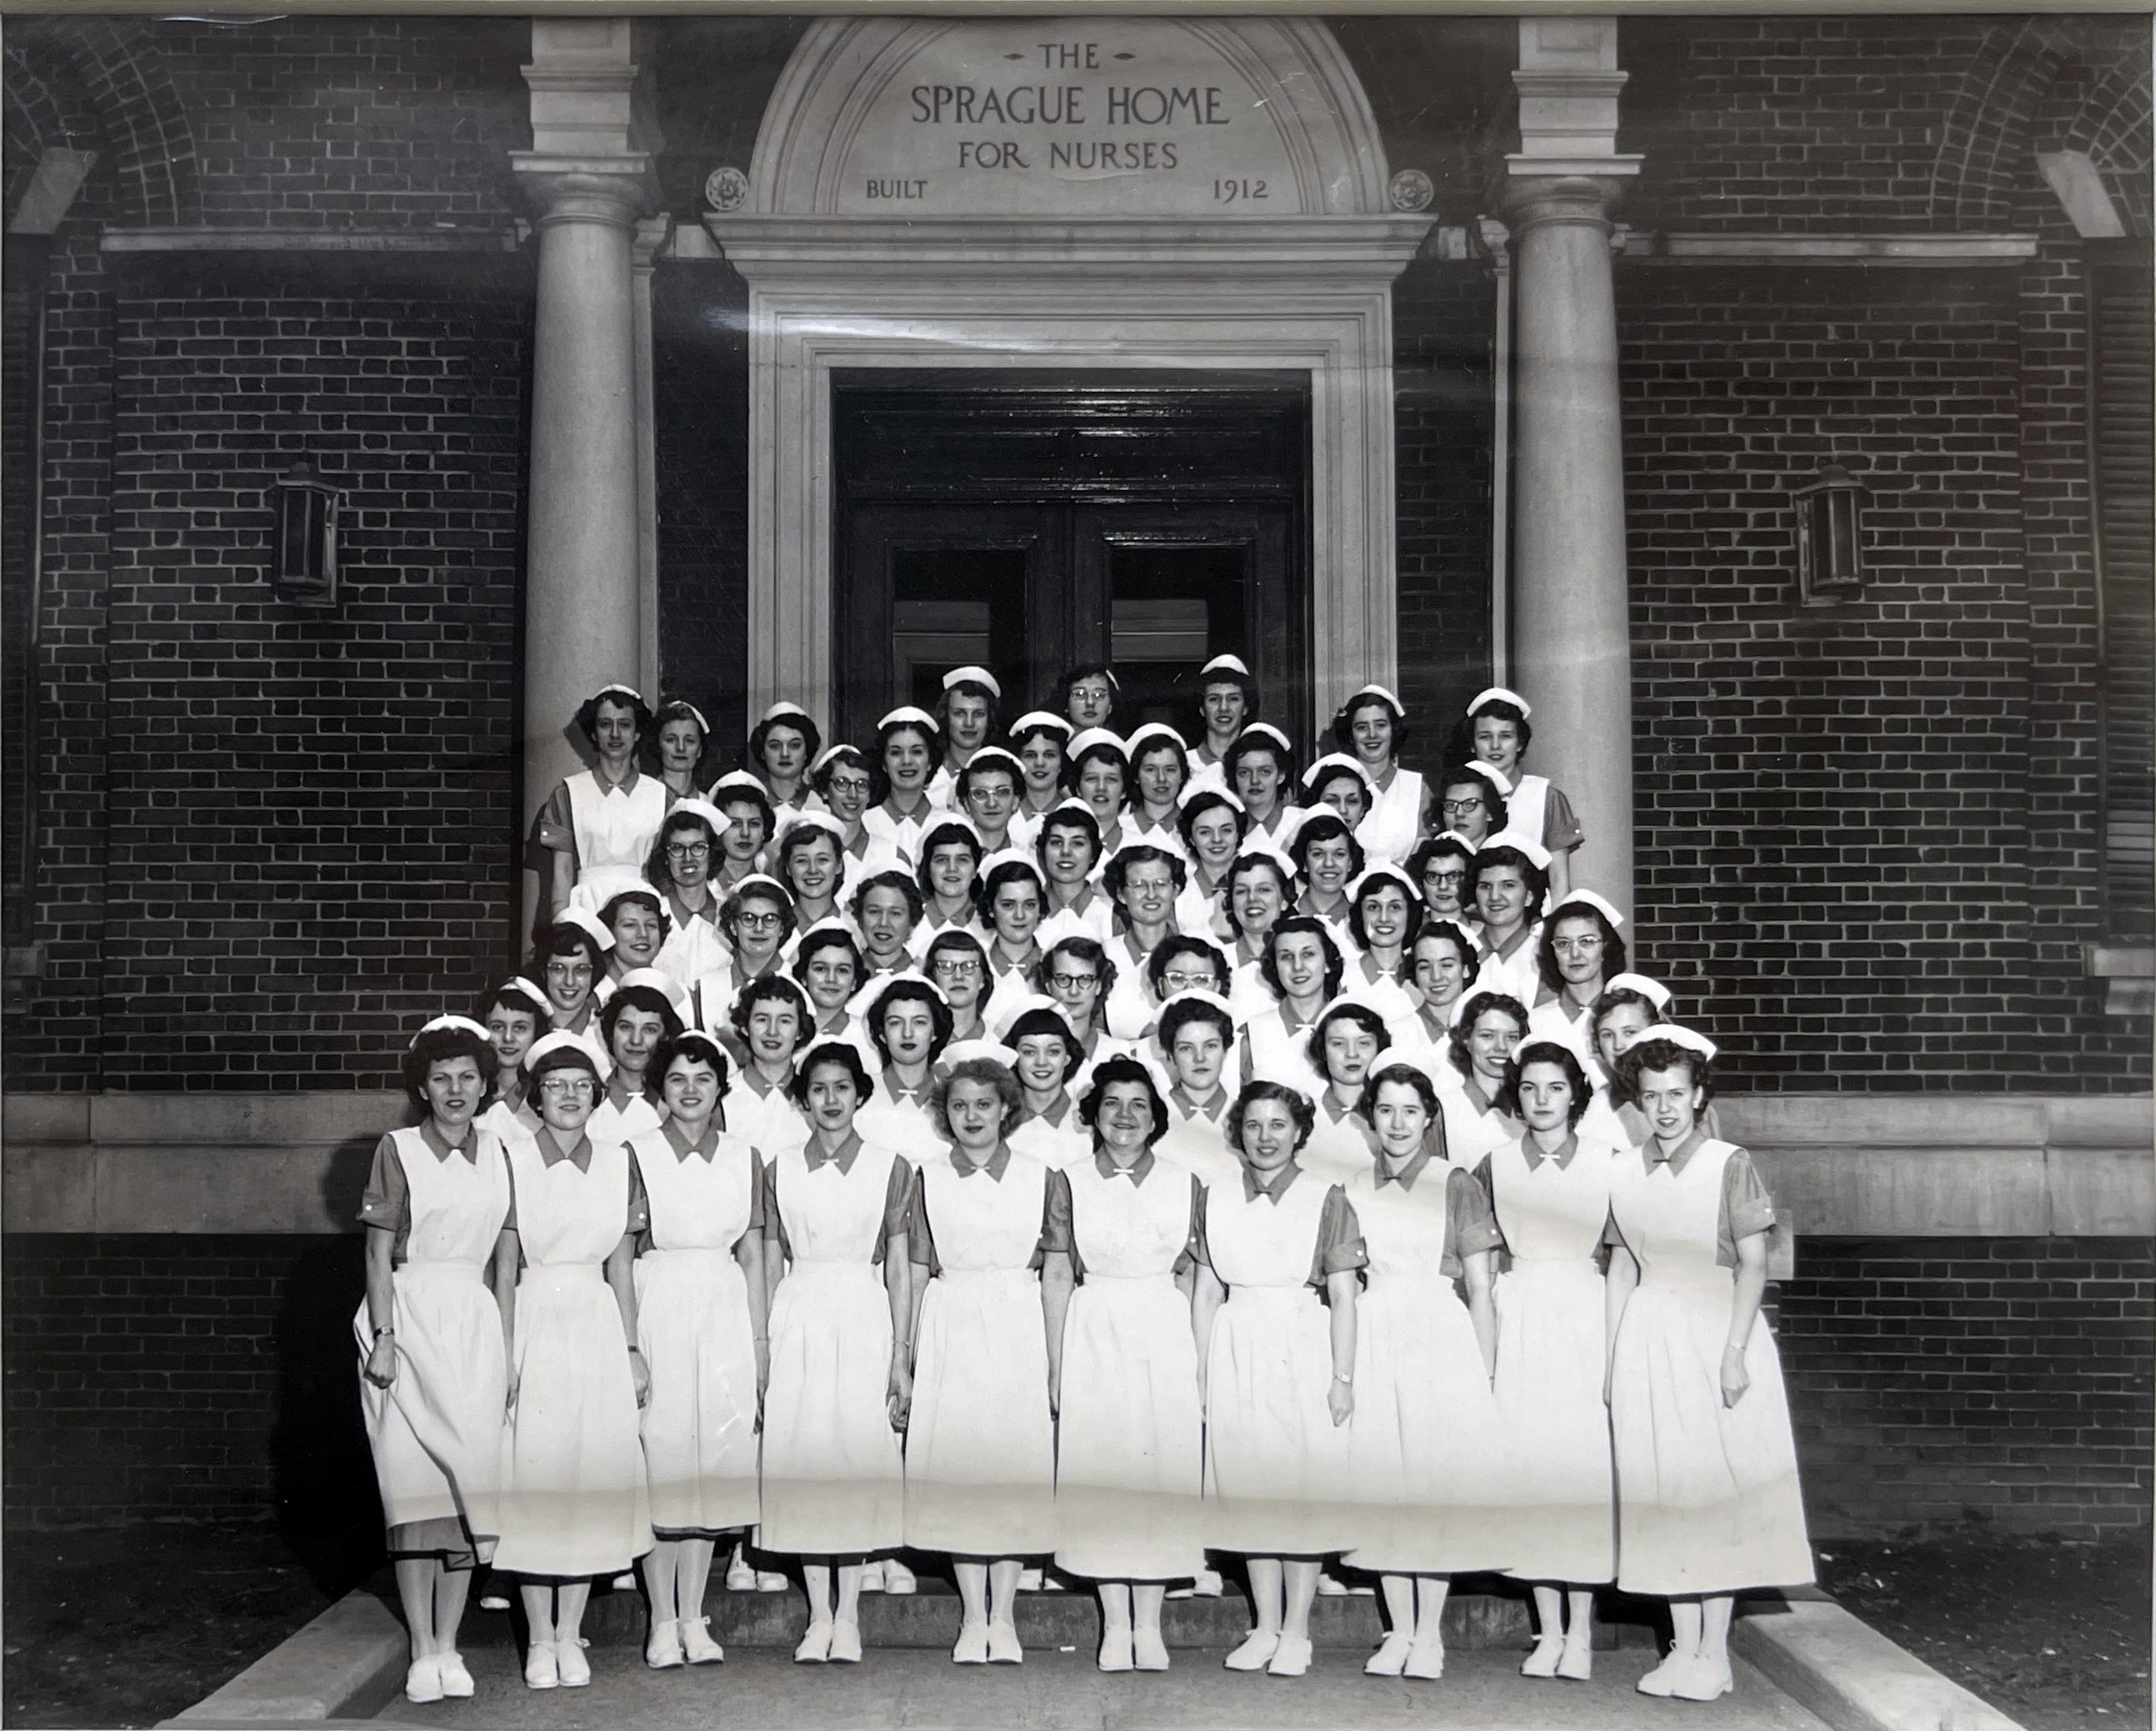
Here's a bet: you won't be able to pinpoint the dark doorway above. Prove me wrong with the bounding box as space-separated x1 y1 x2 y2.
833 372 1311 755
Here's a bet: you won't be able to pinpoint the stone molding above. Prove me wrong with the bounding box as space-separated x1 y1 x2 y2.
1631 231 2042 266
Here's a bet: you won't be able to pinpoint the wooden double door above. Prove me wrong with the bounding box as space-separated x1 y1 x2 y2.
833 373 1311 755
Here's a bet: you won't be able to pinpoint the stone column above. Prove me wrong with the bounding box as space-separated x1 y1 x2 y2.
631 215 670 703
512 21 655 931
1499 20 1642 917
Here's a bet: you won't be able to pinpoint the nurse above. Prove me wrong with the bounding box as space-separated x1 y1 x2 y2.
1047 1057 1208 1671
1467 837 1551 1007
1454 688 1583 899
1528 891 1629 1073
1343 1054 1508 1681
708 772 776 894
773 812 848 930
1239 915 1343 1095
1387 921 1482 1073
1406 832 1478 928
912 818 988 953
792 921 866 1039
1481 1039 1618 1679
954 748 1027 855
1035 801 1115 946
357 1016 514 1705
537 685 667 920
851 868 925 979
924 929 994 1046
1002 998 1091 1173
587 973 682 1151
854 973 955 1159
1152 990 1242 1191
1435 763 1510 852
689 878 795 1032
1188 653 1259 793
1226 724 1303 848
723 974 815 1158
1125 723 1193 851
1102 843 1186 1039
1345 864 1423 1020
978 854 1048 1028
761 1036 915 1663
745 701 823 814
811 744 903 880
1332 686 1429 866
1606 1028 1813 1701
1298 998 1388 1187
1174 787 1247 940
645 801 732 988
1223 845 1294 1020
1007 712 1074 844
1442 990 1530 1170
864 707 943 865
653 698 712 802
1054 663 1119 733
530 913 611 1045
1192 1081 1365 1678
1288 812 1365 944
904 1057 1059 1663
599 889 669 995
478 978 549 1136
928 667 1003 807
1066 729 1133 854
493 1031 653 1691
1036 936 1131 1075
627 1030 770 1668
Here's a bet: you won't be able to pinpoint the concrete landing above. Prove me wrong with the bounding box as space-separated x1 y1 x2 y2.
369 1642 1832 1731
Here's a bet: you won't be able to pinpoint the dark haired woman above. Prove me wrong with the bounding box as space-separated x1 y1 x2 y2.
1035 799 1116 948
653 698 712 802
1407 832 1477 929
954 748 1026 855
1528 891 1628 1071
793 920 866 1038
1054 663 1118 733
761 1037 915 1663
1047 1057 1207 1671
1192 1080 1365 1678
1226 723 1303 848
598 888 669 1000
1006 712 1074 850
588 973 683 1151
1223 846 1294 1021
1239 915 1343 1095
1587 975 1723 1147
1442 990 1528 1172
864 706 943 867
627 1029 770 1668
1456 688 1581 900
1435 761 1509 853
478 978 549 1140
1003 998 1091 1173
646 800 732 988
726 974 815 1159
1390 920 1482 1075
1188 653 1259 795
1102 842 1187 1039
1065 728 1134 857
688 878 796 1034
811 744 904 879
1346 863 1422 1023
530 913 612 1048
537 684 666 921
1607 1029 1811 1701
1299 998 1390 1186
978 854 1048 1031
851 868 924 980
927 667 1003 810
1175 786 1247 941
1288 811 1366 950
1153 990 1241 1190
358 1016 514 1705
924 928 993 1046
1332 685 1428 867
1482 1039 1618 1681
1034 936 1131 1078
707 771 776 895
746 701 823 815
913 818 988 955
1468 838 1550 1008
493 1030 653 1690
1343 1055 1507 1680
854 973 955 1157
1124 723 1193 853
773 811 848 931
905 1056 1058 1663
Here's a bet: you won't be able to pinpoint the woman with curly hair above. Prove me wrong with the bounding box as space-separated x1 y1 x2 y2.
863 707 943 866
724 974 814 1159
1527 891 1628 1072
645 801 732 988
1330 685 1428 866
1238 915 1343 1095
1441 990 1530 1171
744 702 823 815
1453 688 1583 900
535 684 666 920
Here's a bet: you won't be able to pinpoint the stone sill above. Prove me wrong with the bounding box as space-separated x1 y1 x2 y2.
3 1090 2148 1240
2088 943 2154 1016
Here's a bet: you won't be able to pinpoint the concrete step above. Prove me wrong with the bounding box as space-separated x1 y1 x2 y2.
458 1568 1655 1653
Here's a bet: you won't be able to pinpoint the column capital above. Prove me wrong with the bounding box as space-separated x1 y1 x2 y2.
1497 173 1628 241
632 213 673 273
511 153 658 232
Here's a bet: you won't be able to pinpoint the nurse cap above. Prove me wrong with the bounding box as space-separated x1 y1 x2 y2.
1233 722 1294 753
958 745 1025 778
793 913 863 950
1346 863 1418 903
413 1013 491 1046
1462 758 1516 796
877 705 939 732
1177 781 1247 812
772 808 845 844
1365 1048 1448 1094
847 968 950 1021
1123 721 1188 757
798 1028 886 1094
1465 686 1532 719
1478 830 1553 871
667 796 733 838
941 665 1003 699
978 848 1046 882
811 742 867 773
551 906 616 952
1230 834 1298 875
659 698 712 733
588 682 644 706
1199 653 1252 679
938 1037 1014 1071
993 993 1076 1044
493 976 552 1017
723 873 793 904
1301 751 1373 793
1043 795 1103 827
1342 683 1404 714
524 1028 607 1073
1634 1023 1718 1063
919 814 987 850
1313 987 1394 1027
758 700 814 725
708 769 772 802
1548 888 1625 930
1607 971 1673 1011
1427 828 1479 856
1066 726 1128 759
1007 710 1074 741
612 967 691 1015
1157 986 1236 1024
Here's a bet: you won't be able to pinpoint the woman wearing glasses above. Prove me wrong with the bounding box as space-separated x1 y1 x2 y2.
1453 688 1582 901
646 801 731 988
1527 892 1629 1074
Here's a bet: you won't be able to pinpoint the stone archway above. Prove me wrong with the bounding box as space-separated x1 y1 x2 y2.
703 17 1433 734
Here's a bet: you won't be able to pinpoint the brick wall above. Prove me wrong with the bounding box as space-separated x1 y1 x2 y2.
1778 1237 2154 1539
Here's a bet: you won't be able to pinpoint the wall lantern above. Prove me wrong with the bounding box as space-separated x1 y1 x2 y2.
272 463 341 605
1793 462 1866 607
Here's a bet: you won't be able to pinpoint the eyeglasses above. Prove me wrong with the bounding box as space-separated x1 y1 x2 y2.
1048 972 1101 992
665 842 710 859
734 910 785 932
1159 968 1216 990
931 958 983 978
1439 798 1483 816
1551 937 1604 955
544 961 593 980
539 1077 597 1097
1424 869 1465 887
827 775 872 796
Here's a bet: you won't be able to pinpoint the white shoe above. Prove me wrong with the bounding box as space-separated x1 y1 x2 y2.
1315 1571 1351 1597
1637 1648 1693 1697
882 1558 918 1595
953 1620 989 1663
1098 1628 1134 1672
987 1619 1022 1663
1193 1566 1224 1597
404 1656 443 1704
1557 1633 1593 1681
1133 1627 1170 1672
1673 1657 1733 1701
610 1571 637 1590
726 1553 758 1591
1019 1566 1045 1592
858 1560 885 1592
1267 1635 1313 1678
681 1614 724 1665
1403 1638 1445 1680
829 1618 863 1663
794 1620 833 1663
523 1642 558 1690
1364 1632 1412 1677
1520 1633 1563 1678
554 1637 590 1688
757 1570 789 1592
478 1592 510 1613
645 1618 684 1669
1224 1629 1279 1672
436 1652 473 1698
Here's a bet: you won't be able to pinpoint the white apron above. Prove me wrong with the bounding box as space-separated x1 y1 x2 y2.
759 1140 908 1554
585 1090 662 1159
724 1071 812 1161
493 1136 653 1578
655 912 730 990
1508 773 1552 853
1154 1101 1243 1192
1608 1140 1813 1594
1357 766 1426 867
1470 923 1544 1008
1526 992 1599 1073
1488 1135 1618 1583
631 1128 763 1534
1342 1164 1510 1573
1237 1005 1327 1098
1202 1172 1355 1554
1056 1159 1206 1581
563 770 669 913
354 1127 510 1554
905 1153 1057 1555
1007 1107 1091 1173
1300 1098 1377 1188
